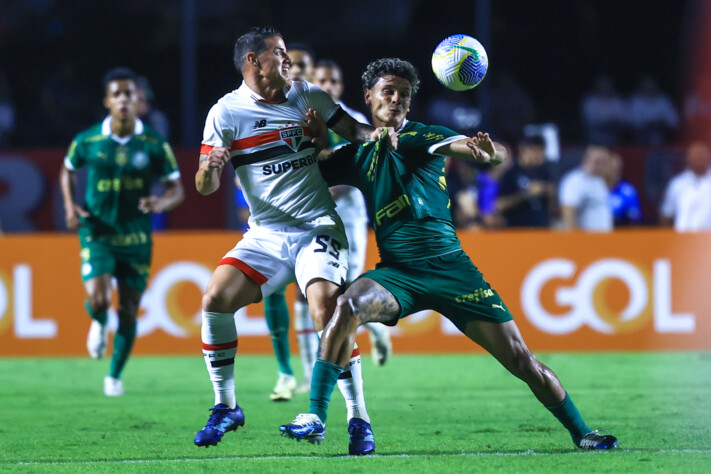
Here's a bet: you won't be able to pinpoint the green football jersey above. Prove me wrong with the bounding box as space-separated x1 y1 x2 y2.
327 129 349 149
65 118 180 242
319 120 466 261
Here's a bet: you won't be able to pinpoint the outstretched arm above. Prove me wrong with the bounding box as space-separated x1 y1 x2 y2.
438 132 506 165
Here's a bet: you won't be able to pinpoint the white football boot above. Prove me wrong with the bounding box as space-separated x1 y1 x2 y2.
270 373 298 401
104 376 125 397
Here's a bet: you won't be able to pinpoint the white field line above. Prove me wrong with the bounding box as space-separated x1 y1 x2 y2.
6 449 711 466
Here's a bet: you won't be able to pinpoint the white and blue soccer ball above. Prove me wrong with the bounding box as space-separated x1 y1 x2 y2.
431 34 488 91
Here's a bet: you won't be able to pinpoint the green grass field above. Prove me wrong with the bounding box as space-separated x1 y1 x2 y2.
1 352 710 472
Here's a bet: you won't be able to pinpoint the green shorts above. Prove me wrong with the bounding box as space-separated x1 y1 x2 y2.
78 227 152 292
360 250 513 330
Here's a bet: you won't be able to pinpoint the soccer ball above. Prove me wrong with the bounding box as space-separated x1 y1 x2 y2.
431 34 488 91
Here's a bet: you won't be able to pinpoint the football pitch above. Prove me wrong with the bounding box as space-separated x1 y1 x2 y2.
1 352 709 472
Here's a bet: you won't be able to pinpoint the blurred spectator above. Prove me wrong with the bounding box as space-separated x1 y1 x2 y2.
682 80 711 142
136 75 170 140
0 71 15 147
40 60 94 144
604 153 642 226
489 71 536 144
496 135 556 228
286 43 315 82
426 89 482 137
580 75 628 146
523 123 561 162
447 159 481 229
659 141 711 231
559 145 613 231
628 75 679 145
448 156 509 230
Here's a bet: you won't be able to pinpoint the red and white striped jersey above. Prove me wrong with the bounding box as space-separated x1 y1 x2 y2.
201 80 344 228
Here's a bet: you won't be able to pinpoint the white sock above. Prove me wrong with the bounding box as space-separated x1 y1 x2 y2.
294 300 318 381
336 342 370 423
365 321 388 339
201 311 237 408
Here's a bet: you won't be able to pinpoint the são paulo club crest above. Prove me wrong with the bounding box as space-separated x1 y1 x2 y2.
279 127 305 152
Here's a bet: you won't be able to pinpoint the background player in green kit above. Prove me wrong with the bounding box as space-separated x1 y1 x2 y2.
281 58 618 451
60 67 184 396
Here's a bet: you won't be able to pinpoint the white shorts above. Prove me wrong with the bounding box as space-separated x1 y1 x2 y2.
344 218 368 283
219 215 349 299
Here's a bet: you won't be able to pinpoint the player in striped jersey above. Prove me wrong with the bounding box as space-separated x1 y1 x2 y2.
193 27 395 455
281 58 618 451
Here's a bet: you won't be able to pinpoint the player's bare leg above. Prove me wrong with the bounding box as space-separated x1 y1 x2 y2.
282 278 398 454
202 264 262 313
303 278 340 331
463 320 617 449
85 274 112 359
195 265 261 447
463 320 565 406
293 290 318 394
320 278 399 366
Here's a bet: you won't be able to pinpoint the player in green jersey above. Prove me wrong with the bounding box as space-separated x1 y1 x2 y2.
60 67 184 396
280 58 618 451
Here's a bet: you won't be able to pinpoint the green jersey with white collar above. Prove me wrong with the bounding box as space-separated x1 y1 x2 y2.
64 117 180 242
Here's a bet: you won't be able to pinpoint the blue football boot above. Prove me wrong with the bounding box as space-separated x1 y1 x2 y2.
348 417 375 455
194 403 245 447
577 430 618 450
279 413 326 444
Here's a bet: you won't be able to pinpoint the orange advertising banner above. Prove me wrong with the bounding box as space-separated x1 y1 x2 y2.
0 230 709 356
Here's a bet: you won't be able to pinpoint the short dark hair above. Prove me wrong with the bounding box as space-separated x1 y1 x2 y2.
315 59 341 72
518 135 546 149
286 42 315 60
361 58 420 96
102 67 136 93
233 26 282 71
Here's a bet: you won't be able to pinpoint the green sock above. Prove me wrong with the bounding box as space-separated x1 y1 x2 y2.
264 290 293 376
309 359 343 424
84 300 107 325
546 392 591 445
109 317 136 379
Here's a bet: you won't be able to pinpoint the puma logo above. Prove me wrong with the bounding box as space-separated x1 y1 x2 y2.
492 303 505 312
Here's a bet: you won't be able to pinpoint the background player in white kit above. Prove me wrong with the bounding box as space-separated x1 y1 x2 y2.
193 27 394 456
313 59 392 367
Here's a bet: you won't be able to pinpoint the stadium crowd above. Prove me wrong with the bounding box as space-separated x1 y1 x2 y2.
0 1 707 234
1 56 708 234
